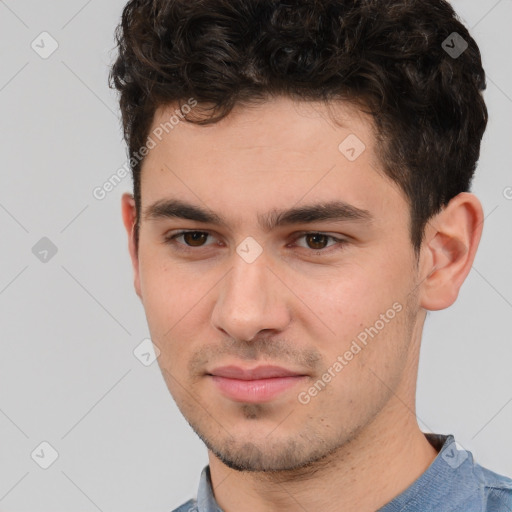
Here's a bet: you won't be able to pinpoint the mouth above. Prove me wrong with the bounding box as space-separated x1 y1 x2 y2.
207 365 308 403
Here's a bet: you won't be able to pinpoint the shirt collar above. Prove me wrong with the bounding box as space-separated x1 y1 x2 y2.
196 465 224 512
194 433 475 512
378 433 481 511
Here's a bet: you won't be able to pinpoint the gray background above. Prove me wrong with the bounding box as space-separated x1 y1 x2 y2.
0 1 511 510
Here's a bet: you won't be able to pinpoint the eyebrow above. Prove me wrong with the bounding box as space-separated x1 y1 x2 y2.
143 198 373 231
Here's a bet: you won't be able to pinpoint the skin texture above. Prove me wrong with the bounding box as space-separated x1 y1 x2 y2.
121 96 484 512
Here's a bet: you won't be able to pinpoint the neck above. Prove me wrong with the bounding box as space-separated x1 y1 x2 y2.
208 392 438 512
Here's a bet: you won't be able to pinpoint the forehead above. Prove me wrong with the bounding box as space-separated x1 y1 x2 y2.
148 96 377 162
139 96 406 226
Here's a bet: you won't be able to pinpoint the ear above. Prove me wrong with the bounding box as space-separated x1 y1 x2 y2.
121 193 142 300
419 192 484 311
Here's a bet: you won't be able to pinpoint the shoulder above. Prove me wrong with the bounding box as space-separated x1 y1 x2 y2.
472 462 512 510
169 498 198 512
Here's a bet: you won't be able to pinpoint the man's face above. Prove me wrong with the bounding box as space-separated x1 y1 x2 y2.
123 97 424 472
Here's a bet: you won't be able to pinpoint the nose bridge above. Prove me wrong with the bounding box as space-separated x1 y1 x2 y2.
230 254 270 306
211 250 289 341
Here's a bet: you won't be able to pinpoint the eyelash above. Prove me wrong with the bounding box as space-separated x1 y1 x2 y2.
163 230 348 255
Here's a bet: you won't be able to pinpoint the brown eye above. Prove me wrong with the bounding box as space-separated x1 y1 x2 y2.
164 230 213 249
293 232 347 255
305 233 330 250
181 231 209 247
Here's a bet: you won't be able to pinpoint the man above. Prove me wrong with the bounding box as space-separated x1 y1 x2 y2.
110 0 512 510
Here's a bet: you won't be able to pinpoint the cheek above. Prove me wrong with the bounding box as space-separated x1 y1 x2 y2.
299 261 410 359
295 264 384 332
138 254 215 375
138 252 192 342
139 242 188 302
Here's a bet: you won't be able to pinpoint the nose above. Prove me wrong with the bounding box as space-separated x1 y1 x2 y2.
211 252 291 342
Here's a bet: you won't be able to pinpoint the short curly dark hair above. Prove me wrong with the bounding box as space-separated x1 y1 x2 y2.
109 0 487 255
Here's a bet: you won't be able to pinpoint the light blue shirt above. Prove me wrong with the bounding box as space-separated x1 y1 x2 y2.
172 433 512 511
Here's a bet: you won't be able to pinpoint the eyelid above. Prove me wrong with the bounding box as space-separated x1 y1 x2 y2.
291 231 346 249
163 229 220 249
163 229 348 254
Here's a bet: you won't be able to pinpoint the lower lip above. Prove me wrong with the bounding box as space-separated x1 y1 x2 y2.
209 375 307 403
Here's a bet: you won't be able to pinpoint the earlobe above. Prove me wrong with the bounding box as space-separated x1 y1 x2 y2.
419 193 484 311
121 193 142 300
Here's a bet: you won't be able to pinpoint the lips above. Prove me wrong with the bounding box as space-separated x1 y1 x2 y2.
208 365 304 380
207 365 308 403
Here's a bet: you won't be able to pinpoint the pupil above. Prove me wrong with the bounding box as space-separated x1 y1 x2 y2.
185 232 206 246
182 232 329 249
308 234 327 249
